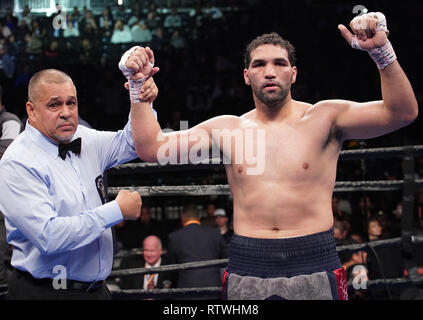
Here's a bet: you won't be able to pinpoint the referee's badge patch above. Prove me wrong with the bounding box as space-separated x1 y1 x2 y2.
95 175 107 204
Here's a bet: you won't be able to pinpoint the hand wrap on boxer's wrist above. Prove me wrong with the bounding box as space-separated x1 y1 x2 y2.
118 46 153 103
368 39 397 70
350 12 397 70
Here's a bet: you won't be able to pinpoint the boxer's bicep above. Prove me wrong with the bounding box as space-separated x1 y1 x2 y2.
161 115 240 164
334 100 402 140
160 124 214 165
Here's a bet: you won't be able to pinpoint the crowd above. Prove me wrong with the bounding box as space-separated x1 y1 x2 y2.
0 1 420 139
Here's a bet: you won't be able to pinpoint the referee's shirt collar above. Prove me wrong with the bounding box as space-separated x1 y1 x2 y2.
25 120 80 159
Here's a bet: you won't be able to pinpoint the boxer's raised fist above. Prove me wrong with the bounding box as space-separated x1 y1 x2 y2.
338 12 388 51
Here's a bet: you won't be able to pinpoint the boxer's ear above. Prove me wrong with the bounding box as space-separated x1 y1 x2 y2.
243 69 251 86
291 66 297 84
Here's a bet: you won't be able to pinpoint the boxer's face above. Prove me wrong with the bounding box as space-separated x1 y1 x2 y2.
244 44 297 107
27 80 78 144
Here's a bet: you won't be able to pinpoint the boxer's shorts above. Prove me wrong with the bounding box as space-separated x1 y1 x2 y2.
223 229 348 300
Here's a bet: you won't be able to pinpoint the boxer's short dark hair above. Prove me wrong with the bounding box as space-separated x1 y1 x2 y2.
244 32 296 68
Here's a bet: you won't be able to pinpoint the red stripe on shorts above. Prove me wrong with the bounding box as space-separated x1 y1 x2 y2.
333 267 349 300
222 270 229 300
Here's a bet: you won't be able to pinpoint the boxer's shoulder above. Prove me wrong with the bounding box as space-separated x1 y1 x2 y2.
309 99 351 116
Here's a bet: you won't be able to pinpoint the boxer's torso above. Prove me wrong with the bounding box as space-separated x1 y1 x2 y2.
222 100 343 238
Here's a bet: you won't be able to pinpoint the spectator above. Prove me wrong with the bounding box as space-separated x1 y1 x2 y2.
201 202 217 227
366 216 404 299
167 204 228 292
359 195 376 219
65 13 80 33
43 40 60 67
332 196 348 221
0 20 12 39
163 6 182 30
376 211 393 239
150 27 165 51
99 7 113 29
0 43 15 80
333 219 349 245
63 19 80 38
342 251 368 274
349 232 364 245
110 20 132 44
127 14 141 29
24 22 45 58
5 35 21 59
17 5 33 29
367 217 382 241
119 235 173 290
214 208 233 245
0 83 23 161
3 9 18 35
98 7 114 39
170 30 186 50
114 5 129 22
351 195 376 237
80 10 98 41
342 250 369 300
131 21 152 44
145 10 161 31
30 19 46 39
71 6 82 23
390 201 403 237
0 84 24 285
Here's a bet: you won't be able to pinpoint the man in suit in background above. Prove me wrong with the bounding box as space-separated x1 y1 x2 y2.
167 204 228 293
119 235 172 290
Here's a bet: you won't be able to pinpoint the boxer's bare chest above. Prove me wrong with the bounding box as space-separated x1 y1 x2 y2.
226 111 338 182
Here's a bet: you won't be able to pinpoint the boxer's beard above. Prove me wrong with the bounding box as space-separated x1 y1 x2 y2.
253 80 291 108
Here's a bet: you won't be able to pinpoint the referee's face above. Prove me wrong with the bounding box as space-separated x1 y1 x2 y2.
27 80 78 144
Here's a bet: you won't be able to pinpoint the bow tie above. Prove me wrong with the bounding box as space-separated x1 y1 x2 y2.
58 138 81 160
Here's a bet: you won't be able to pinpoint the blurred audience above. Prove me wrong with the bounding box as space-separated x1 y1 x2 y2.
213 208 233 245
201 202 217 228
119 235 173 291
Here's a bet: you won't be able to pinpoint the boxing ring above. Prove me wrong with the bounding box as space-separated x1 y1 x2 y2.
106 145 423 300
1 145 422 300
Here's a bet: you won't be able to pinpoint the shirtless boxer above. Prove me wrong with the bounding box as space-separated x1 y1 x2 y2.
119 12 418 299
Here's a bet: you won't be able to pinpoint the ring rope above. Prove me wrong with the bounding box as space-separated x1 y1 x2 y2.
110 235 423 278
109 275 423 299
107 179 423 197
111 286 222 300
109 145 423 173
110 259 228 278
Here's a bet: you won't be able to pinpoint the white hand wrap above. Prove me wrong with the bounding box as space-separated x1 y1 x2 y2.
368 39 397 70
118 46 153 103
351 12 397 70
